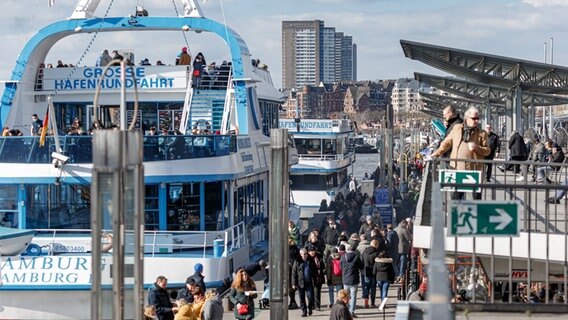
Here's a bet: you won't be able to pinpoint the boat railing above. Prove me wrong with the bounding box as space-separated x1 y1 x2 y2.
32 222 246 258
297 152 353 161
0 134 238 164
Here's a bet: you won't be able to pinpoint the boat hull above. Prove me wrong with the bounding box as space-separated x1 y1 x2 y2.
0 247 249 319
0 228 35 256
354 144 378 153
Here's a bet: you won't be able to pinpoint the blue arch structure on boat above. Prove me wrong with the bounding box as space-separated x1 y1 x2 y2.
0 16 256 134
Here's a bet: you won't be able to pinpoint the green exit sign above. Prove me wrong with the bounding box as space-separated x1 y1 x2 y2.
449 201 520 236
439 169 481 192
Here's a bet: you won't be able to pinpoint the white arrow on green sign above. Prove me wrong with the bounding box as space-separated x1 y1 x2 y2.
439 169 481 192
448 200 520 236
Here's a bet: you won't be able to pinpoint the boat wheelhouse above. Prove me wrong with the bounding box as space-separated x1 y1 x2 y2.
0 1 281 318
280 119 356 219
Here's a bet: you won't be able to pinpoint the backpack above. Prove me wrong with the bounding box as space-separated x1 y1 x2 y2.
331 258 342 277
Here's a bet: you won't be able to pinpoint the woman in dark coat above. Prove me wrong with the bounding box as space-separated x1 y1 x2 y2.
373 251 395 302
228 269 258 319
508 131 528 173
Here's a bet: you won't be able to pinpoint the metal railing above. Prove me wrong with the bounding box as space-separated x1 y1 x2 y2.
32 221 246 258
297 151 354 161
0 134 238 164
417 157 568 307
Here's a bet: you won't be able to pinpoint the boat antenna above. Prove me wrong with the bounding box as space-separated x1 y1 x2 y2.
219 0 232 50
171 0 191 52
52 0 116 98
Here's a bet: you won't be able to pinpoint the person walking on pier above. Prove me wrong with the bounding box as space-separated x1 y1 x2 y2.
506 130 527 175
374 251 395 304
326 247 344 308
361 239 380 308
329 289 353 320
484 123 500 182
341 244 363 318
228 269 258 320
292 248 317 317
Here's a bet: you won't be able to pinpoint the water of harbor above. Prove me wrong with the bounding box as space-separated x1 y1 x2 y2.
353 152 380 180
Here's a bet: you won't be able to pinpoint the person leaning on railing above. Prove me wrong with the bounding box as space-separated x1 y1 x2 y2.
428 106 490 200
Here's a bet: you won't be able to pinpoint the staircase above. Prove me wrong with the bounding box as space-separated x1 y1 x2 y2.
183 90 227 133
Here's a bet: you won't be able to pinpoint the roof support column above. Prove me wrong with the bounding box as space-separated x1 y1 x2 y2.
512 86 523 132
484 102 491 127
528 101 536 134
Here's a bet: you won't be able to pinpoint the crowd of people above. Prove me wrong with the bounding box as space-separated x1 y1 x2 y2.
287 188 417 318
146 263 223 320
146 260 271 320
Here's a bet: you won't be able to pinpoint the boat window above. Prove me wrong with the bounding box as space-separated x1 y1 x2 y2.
24 184 90 229
0 186 18 228
307 139 321 153
293 138 323 154
290 174 333 191
145 185 159 230
322 139 335 154
167 182 200 231
204 181 223 231
261 99 279 136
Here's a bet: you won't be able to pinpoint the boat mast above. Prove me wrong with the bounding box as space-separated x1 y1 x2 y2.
70 0 102 19
180 0 205 18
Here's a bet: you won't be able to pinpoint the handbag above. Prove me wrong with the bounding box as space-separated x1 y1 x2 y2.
193 69 201 77
237 302 249 315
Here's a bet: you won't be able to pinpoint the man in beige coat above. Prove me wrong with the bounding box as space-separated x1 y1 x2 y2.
431 106 491 199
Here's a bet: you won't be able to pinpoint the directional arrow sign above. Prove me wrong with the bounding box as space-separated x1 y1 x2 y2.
439 169 481 192
490 209 514 230
448 200 520 236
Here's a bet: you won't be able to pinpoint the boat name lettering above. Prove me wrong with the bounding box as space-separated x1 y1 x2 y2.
54 77 175 90
0 257 93 285
83 67 146 78
1 256 89 271
244 165 254 174
279 121 333 129
1 272 79 284
241 153 253 162
237 138 251 149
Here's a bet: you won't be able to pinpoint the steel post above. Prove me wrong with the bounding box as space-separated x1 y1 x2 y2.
91 130 144 320
269 129 289 320
428 182 453 320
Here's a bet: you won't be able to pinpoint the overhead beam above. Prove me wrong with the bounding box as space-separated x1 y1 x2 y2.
401 39 568 94
415 72 568 107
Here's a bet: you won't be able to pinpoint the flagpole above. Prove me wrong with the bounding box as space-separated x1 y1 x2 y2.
48 96 62 153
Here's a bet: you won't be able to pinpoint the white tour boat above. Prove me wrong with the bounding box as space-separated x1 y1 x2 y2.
280 119 356 219
0 0 282 318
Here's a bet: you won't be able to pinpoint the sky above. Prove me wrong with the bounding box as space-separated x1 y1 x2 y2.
0 0 567 89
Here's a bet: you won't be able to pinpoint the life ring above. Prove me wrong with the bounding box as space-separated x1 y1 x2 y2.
25 243 42 256
102 233 113 253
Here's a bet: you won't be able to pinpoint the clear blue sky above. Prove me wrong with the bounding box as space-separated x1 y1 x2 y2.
0 0 566 89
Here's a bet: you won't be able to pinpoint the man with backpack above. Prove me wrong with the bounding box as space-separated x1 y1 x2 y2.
326 247 344 308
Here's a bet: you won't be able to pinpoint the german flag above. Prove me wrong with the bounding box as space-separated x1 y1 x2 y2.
39 106 49 147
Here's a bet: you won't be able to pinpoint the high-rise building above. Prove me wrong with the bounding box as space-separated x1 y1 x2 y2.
282 20 356 90
322 27 336 84
337 34 354 82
